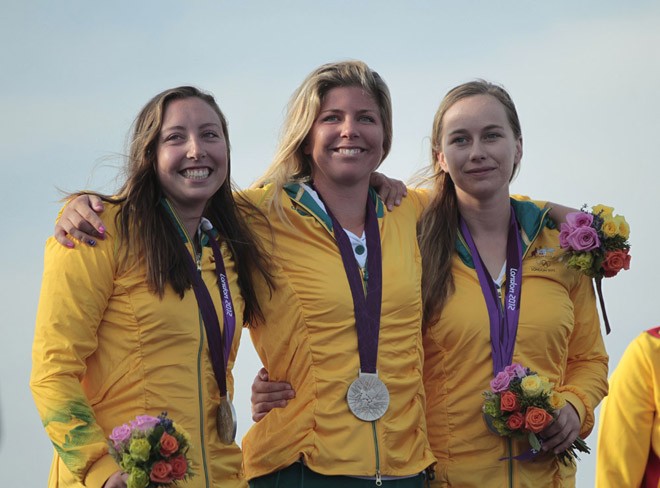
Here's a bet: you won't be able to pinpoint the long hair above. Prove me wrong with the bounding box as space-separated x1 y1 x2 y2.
253 60 393 219
81 86 273 324
418 80 522 329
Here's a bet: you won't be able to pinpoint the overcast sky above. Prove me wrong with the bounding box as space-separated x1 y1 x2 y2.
2 1 658 485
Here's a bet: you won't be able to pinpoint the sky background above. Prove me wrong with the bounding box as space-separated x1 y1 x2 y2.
1 1 658 485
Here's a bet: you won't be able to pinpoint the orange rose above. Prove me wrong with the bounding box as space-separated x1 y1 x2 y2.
524 407 554 433
500 391 520 412
506 412 524 431
170 455 188 480
602 249 631 278
150 460 173 484
159 432 179 457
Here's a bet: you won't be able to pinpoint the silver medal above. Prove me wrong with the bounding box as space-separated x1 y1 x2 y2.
347 371 390 421
217 396 237 445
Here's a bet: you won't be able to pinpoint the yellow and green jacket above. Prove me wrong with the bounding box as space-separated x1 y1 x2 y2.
423 199 609 488
596 327 660 488
30 202 246 488
240 183 436 481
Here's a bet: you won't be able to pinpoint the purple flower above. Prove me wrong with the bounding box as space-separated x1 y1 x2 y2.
109 423 132 448
567 226 600 252
566 212 594 229
490 371 512 393
130 415 160 432
503 363 526 379
559 223 572 249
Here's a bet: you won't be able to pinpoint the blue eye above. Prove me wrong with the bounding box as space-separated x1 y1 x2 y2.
164 133 183 142
321 114 340 122
359 115 377 123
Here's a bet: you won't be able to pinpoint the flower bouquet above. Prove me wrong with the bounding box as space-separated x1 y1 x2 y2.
558 204 631 333
482 364 589 466
108 412 195 488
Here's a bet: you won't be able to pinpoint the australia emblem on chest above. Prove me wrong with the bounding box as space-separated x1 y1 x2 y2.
529 247 557 273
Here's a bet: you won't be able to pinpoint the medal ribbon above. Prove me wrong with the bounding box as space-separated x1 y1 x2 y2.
180 229 236 397
316 190 383 374
459 205 522 375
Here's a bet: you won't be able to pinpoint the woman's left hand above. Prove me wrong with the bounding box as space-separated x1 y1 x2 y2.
540 403 581 454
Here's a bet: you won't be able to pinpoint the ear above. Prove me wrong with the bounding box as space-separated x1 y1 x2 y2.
302 139 311 156
514 136 523 166
437 151 449 173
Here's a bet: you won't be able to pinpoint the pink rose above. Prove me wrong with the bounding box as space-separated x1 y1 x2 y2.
159 432 179 457
506 412 524 431
566 212 594 229
602 249 631 277
490 371 511 393
500 391 521 412
170 455 188 480
503 363 526 379
525 407 554 433
130 415 160 432
150 461 173 484
566 226 600 252
109 423 132 449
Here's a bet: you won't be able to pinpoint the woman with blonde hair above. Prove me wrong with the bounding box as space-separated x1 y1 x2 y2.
31 86 272 487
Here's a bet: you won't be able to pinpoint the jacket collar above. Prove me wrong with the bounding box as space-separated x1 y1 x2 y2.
159 197 218 246
283 182 385 233
456 198 553 268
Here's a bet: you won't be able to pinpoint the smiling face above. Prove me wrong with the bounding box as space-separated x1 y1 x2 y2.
438 94 522 202
156 97 228 218
304 86 385 191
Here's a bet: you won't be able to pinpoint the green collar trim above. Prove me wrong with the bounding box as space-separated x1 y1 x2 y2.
283 182 384 233
159 198 217 246
456 198 552 268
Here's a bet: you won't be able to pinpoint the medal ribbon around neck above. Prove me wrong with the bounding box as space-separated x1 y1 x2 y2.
459 205 522 376
315 189 383 375
179 228 236 398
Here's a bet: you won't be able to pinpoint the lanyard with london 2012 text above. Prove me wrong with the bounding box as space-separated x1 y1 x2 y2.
180 229 237 444
459 206 522 376
315 189 389 421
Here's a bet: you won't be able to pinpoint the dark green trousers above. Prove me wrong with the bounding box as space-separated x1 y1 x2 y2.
249 463 427 488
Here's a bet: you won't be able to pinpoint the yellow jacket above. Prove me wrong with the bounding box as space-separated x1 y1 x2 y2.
423 199 608 488
30 202 246 488
240 184 436 481
596 327 660 488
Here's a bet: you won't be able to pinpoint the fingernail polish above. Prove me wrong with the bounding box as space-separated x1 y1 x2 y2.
99 226 105 234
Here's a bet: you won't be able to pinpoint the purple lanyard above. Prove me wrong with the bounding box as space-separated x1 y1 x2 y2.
181 230 236 397
316 191 383 374
459 206 522 376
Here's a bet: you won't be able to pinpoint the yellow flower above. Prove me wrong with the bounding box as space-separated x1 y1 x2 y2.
521 375 543 396
601 217 618 238
593 204 614 218
172 421 191 444
549 391 566 410
538 376 553 394
614 215 630 239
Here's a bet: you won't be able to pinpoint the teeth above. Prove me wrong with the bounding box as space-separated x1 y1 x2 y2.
337 148 362 155
181 168 210 179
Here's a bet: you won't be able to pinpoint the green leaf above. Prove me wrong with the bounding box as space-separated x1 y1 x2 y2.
528 432 541 452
